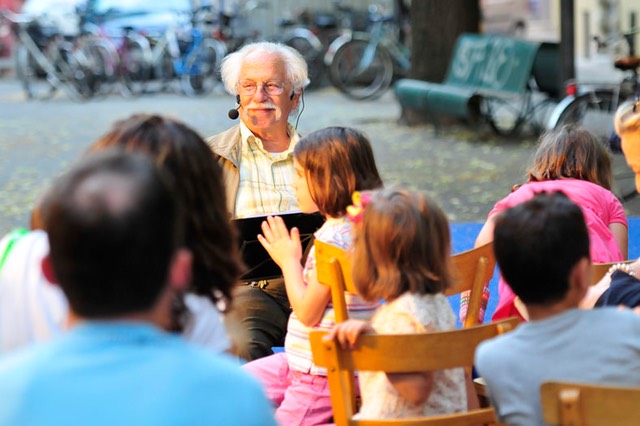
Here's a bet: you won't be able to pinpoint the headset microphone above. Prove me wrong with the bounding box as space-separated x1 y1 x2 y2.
227 106 240 120
228 94 241 120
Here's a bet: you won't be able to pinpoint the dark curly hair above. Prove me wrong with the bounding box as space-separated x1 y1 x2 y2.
87 114 245 329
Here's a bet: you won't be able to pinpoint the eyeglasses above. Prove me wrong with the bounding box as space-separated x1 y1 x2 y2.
236 80 289 96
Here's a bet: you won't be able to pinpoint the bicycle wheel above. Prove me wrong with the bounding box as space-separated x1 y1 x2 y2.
328 37 394 100
282 34 323 89
152 48 175 92
58 49 95 101
485 94 531 136
16 45 56 100
119 35 151 97
180 39 223 96
553 90 619 144
79 39 117 97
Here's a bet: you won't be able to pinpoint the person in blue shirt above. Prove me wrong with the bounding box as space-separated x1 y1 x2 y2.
0 151 276 426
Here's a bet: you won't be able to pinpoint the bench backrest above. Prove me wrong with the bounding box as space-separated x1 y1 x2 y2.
531 41 562 98
445 33 543 96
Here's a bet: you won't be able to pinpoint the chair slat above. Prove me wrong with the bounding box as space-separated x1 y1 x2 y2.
541 381 640 425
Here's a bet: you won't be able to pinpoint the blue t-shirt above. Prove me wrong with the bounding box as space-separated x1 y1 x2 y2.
0 322 276 426
475 308 640 425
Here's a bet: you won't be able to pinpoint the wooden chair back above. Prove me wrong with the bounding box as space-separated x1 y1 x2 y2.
315 239 356 323
590 260 635 285
314 240 496 327
310 317 520 426
540 381 640 425
448 242 496 327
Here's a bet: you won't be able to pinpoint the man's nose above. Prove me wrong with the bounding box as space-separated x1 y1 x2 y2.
253 85 270 101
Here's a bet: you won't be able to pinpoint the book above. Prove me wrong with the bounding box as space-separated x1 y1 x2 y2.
232 212 325 281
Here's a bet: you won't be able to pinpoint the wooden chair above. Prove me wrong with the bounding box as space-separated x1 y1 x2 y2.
450 242 496 327
540 381 640 426
310 317 520 426
314 240 496 327
590 260 635 285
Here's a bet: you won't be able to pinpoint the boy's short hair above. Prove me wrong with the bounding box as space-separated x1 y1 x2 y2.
493 191 590 305
43 150 183 317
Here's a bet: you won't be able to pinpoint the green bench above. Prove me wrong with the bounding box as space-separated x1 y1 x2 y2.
395 33 561 135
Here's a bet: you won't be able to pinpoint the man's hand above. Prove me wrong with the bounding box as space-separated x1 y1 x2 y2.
257 215 302 269
323 319 373 349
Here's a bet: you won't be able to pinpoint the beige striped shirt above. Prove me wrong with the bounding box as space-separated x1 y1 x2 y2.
234 122 300 218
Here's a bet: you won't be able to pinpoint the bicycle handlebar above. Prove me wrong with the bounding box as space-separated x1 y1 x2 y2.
594 28 640 48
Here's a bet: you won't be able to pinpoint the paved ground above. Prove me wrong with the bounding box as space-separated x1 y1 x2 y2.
0 76 638 237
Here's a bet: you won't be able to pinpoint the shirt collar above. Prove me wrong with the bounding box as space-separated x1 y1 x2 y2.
239 121 299 155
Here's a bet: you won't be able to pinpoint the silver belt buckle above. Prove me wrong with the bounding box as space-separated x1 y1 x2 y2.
248 279 270 289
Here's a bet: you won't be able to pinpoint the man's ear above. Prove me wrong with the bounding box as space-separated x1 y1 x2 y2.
41 254 58 285
291 90 302 109
169 248 192 292
569 257 591 301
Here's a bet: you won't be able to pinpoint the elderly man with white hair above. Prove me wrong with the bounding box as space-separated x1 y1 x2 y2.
207 41 310 361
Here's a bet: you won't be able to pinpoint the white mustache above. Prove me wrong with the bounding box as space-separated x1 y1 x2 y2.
248 101 277 110
247 102 281 120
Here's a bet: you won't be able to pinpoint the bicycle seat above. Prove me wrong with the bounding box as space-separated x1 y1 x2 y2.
314 14 337 29
614 56 640 71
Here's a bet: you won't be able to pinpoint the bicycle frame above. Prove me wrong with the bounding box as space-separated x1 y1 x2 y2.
324 18 409 76
150 25 180 67
173 27 203 75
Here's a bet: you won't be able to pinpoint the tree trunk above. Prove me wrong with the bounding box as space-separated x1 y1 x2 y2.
403 0 481 124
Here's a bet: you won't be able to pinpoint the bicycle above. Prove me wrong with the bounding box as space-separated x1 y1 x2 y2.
214 0 268 54
146 7 225 96
546 28 640 144
278 2 363 89
2 8 102 101
324 3 410 100
180 6 226 96
278 13 325 89
78 20 152 98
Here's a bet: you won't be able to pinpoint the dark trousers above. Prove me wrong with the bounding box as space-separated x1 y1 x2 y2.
226 278 291 361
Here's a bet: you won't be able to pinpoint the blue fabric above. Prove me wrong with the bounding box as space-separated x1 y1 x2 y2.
595 269 640 308
0 322 276 426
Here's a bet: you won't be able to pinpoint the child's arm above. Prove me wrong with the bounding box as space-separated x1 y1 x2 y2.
258 216 331 326
609 222 628 259
475 215 496 248
386 372 434 406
